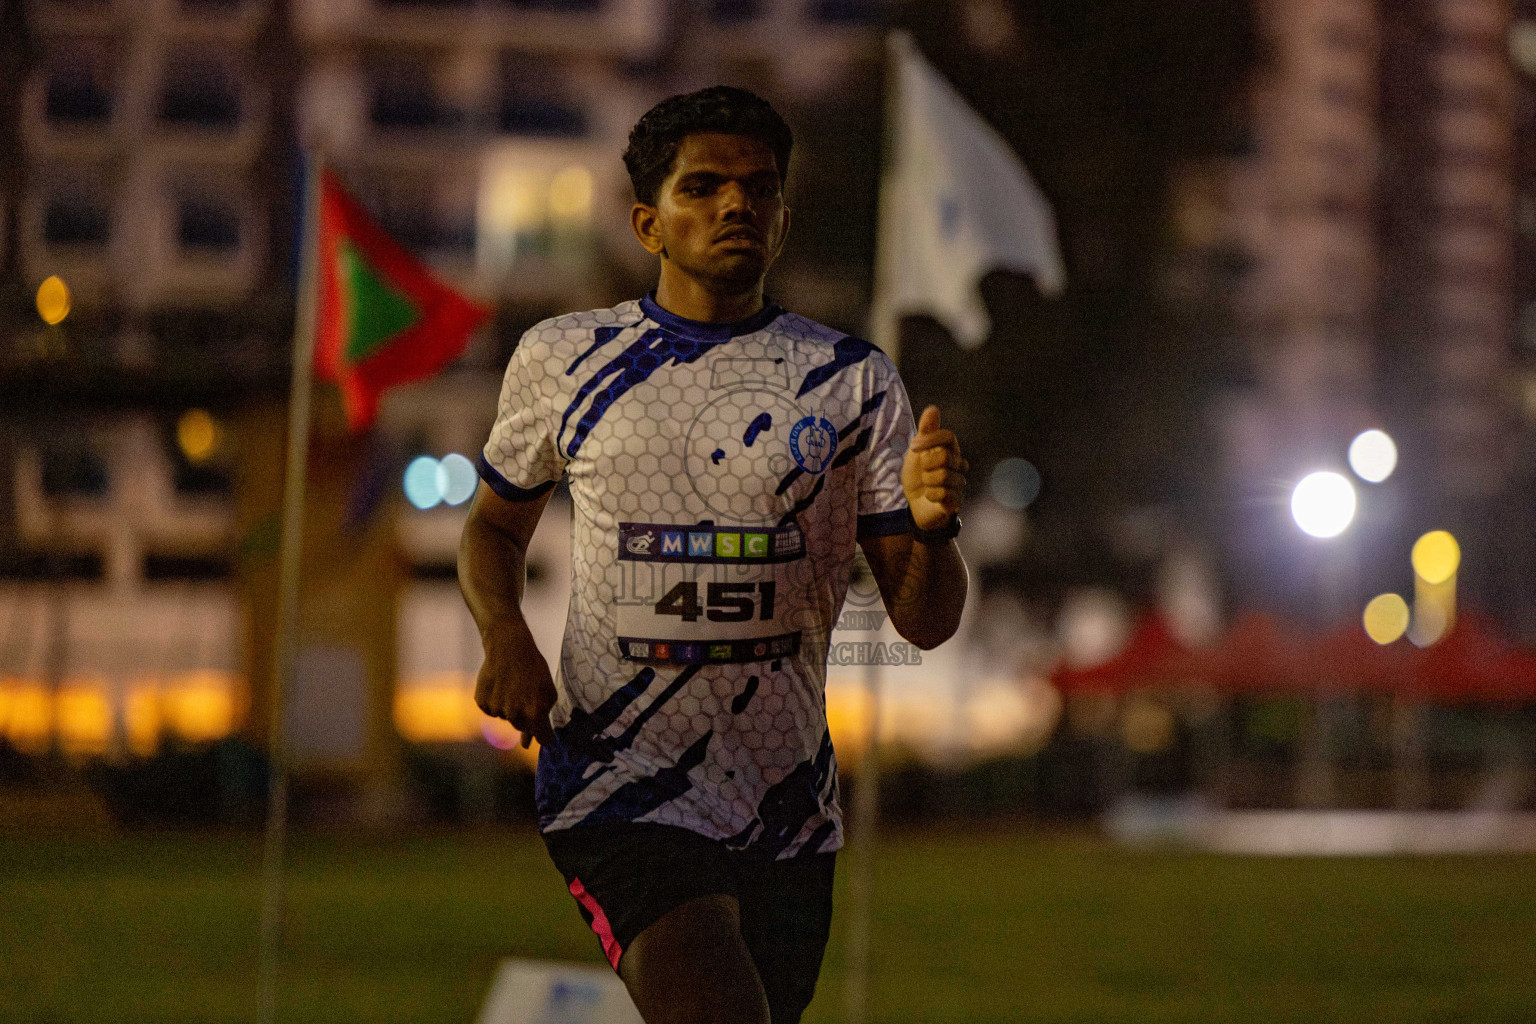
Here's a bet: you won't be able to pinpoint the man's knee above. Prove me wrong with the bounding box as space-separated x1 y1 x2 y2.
619 893 770 1024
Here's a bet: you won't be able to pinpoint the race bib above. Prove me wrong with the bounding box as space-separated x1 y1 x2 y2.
615 521 805 665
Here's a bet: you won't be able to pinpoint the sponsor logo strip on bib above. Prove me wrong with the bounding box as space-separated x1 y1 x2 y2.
619 522 805 563
619 633 801 665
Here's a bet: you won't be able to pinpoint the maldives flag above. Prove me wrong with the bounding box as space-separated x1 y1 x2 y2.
313 169 491 431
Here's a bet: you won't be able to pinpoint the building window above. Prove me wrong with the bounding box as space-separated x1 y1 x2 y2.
349 176 475 255
502 0 602 11
710 0 762 22
44 66 113 125
368 62 467 131
498 57 586 137
379 209 475 253
810 0 880 24
40 439 109 497
159 51 243 129
43 195 110 245
177 197 242 251
498 97 586 136
178 0 246 13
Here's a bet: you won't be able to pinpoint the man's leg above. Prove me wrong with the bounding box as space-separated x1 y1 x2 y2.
618 892 771 1024
543 824 772 1024
733 850 837 1024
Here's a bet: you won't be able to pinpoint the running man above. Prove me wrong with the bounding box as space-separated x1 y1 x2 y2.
459 86 969 1024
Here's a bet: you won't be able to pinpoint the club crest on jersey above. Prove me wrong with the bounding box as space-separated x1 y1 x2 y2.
788 415 837 474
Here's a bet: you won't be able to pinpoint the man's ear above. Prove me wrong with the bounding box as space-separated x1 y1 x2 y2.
631 203 666 257
770 205 791 260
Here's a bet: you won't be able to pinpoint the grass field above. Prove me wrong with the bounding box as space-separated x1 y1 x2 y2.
4 826 1535 1023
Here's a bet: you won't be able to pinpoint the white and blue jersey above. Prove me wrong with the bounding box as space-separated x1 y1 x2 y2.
478 293 914 858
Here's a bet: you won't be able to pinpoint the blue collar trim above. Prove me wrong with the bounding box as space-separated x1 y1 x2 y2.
640 292 784 339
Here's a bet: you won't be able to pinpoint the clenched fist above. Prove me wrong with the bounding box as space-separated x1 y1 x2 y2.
475 626 557 749
901 405 968 532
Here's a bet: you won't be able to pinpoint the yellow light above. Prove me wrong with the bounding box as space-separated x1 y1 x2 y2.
1412 530 1461 584
1363 593 1410 645
547 166 594 224
1 680 53 754
36 275 71 325
57 683 112 756
481 166 545 233
823 685 874 764
126 684 163 757
177 408 220 463
161 672 238 742
393 679 478 743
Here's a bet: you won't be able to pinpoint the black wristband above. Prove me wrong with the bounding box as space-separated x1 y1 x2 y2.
908 508 961 544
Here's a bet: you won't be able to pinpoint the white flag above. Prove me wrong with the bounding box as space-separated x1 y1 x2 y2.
871 32 1065 356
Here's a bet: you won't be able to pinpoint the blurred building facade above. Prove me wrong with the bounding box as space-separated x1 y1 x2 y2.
0 0 886 770
1212 0 1536 633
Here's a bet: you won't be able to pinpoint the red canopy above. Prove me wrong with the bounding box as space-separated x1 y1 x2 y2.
1407 612 1536 702
1210 611 1305 693
1047 607 1536 702
1052 613 1213 695
1298 620 1412 694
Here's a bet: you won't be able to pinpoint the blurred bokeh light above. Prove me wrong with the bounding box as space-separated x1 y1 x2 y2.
988 457 1041 510
1290 471 1356 538
1347 429 1397 483
1362 593 1410 645
404 455 443 509
177 409 220 463
437 453 478 506
35 275 71 325
1411 530 1461 584
403 454 477 509
1510 19 1536 75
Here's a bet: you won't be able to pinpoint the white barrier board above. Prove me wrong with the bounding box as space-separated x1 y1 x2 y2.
476 959 644 1024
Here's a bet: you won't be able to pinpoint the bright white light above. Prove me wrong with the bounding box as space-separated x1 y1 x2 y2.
437 453 478 506
1291 471 1357 538
1348 429 1397 483
1511 20 1536 77
404 456 443 510
989 457 1041 509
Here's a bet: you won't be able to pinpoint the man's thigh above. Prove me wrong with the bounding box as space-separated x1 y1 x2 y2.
732 851 837 1024
619 892 770 1024
542 822 732 970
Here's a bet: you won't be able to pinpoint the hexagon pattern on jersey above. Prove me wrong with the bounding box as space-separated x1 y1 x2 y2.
480 296 914 859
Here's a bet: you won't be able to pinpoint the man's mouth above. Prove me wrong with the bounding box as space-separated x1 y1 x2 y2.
715 228 763 245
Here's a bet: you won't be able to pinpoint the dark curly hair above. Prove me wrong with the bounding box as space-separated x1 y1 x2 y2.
623 86 793 206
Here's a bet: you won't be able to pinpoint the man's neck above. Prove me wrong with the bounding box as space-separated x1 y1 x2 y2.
654 268 764 323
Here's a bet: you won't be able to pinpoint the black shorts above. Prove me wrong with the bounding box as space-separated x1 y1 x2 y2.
542 822 836 1024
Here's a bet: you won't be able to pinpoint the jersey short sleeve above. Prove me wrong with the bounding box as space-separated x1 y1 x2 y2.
479 328 567 501
855 351 916 538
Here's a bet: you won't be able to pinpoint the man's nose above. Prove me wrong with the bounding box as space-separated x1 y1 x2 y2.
718 181 751 215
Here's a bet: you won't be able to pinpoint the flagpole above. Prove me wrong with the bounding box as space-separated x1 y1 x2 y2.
846 35 906 1024
258 150 324 1024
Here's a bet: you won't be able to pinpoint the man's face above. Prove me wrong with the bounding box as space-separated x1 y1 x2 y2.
638 132 790 292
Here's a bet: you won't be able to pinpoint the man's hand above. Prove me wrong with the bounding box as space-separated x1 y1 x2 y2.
901 405 968 531
475 627 557 749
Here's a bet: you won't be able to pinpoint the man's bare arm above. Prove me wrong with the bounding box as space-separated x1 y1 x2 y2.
855 404 970 649
858 531 968 650
458 480 557 747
